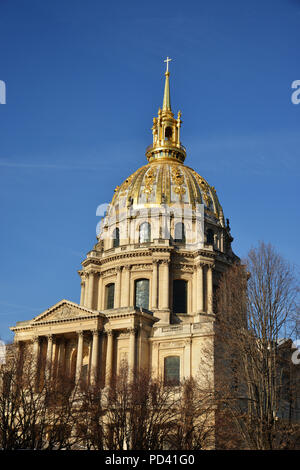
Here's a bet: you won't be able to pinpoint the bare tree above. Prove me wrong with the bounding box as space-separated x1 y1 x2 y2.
0 343 77 449
102 363 180 450
73 381 105 450
165 377 216 450
216 241 299 449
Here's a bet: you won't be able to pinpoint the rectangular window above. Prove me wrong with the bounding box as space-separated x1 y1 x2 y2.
164 356 180 385
173 280 187 314
106 284 115 309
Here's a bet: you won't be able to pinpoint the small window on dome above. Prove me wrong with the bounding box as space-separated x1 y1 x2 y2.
165 127 172 140
112 227 120 248
139 222 151 243
174 222 186 243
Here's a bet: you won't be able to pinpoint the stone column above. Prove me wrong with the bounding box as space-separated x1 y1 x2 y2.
121 266 130 307
221 232 224 252
80 281 85 306
197 264 204 312
45 334 53 379
193 266 197 313
151 260 158 309
105 330 114 386
207 265 214 314
97 274 103 310
115 267 122 308
90 330 100 385
75 331 84 381
87 271 95 309
51 337 59 379
32 336 40 385
159 260 170 310
32 335 40 366
128 327 137 377
84 274 89 306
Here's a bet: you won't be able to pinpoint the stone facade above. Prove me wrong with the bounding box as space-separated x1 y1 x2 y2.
10 63 238 389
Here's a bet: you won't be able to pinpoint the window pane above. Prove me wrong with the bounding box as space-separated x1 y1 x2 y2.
106 283 115 309
164 356 180 385
173 280 187 314
207 229 214 245
113 228 120 248
174 223 185 243
139 222 151 243
135 279 149 310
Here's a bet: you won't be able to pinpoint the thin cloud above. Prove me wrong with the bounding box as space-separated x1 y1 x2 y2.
0 301 43 312
0 160 102 170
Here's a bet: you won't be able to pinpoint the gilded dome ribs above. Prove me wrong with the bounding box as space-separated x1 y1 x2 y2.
156 164 163 204
188 168 203 205
182 167 195 206
165 164 171 204
108 162 225 220
132 167 148 205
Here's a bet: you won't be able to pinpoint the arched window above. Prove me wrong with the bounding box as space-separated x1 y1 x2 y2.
112 227 120 248
135 279 149 310
165 126 172 140
174 222 185 243
106 283 115 309
139 222 151 243
164 356 180 385
173 280 187 314
206 229 214 245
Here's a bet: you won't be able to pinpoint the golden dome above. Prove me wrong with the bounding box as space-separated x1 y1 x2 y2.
109 59 225 227
111 161 225 226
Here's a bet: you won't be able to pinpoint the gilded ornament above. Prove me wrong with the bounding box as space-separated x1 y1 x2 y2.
142 167 156 201
171 167 186 201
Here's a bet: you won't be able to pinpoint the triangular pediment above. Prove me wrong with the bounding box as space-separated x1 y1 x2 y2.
32 299 100 323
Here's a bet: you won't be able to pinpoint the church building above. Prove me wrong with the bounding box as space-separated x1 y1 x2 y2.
10 60 238 388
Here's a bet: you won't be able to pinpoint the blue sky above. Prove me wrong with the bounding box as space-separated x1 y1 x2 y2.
0 0 299 342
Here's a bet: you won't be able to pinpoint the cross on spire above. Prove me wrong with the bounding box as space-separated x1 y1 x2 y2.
164 56 172 73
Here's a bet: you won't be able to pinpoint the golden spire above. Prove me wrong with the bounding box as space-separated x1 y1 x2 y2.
162 57 172 112
145 58 186 164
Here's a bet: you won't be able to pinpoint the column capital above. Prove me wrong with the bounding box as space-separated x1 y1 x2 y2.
128 327 138 335
123 264 131 271
47 334 53 342
76 330 84 338
106 329 114 337
115 266 122 272
92 329 101 336
207 262 215 270
32 335 40 343
160 259 170 265
201 262 214 269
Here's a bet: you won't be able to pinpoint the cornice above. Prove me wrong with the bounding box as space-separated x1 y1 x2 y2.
81 245 235 274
